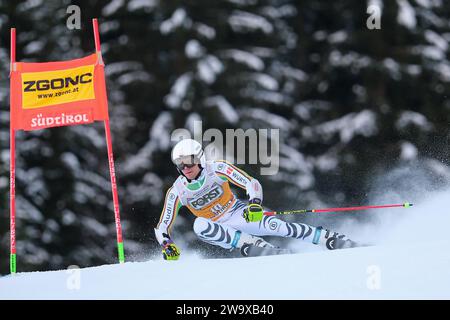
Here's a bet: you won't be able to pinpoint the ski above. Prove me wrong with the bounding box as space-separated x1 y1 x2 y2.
240 238 371 257
327 238 371 250
240 244 292 257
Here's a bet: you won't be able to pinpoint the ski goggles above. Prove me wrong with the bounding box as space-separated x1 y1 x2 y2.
173 155 201 170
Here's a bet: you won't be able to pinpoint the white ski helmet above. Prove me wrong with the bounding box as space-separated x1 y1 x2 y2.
171 138 206 170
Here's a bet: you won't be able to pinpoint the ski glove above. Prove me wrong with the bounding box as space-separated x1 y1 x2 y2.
162 239 180 260
243 203 264 222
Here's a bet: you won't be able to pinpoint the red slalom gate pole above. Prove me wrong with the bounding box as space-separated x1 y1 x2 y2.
9 28 17 274
93 18 125 263
104 120 125 263
264 202 413 216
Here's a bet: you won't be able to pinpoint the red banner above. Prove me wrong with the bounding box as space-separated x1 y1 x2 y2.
10 53 109 131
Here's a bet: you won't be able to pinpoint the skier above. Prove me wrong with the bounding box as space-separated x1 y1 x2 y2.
154 138 356 260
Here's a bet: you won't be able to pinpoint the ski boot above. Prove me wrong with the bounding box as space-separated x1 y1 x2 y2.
317 227 359 250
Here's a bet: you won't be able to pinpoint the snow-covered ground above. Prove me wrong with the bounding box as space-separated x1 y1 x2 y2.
1 187 450 300
0 239 449 299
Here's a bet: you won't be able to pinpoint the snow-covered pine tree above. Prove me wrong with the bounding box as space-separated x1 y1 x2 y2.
0 0 126 273
286 0 450 214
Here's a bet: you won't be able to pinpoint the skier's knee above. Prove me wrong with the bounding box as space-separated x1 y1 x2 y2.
193 217 210 236
260 215 283 234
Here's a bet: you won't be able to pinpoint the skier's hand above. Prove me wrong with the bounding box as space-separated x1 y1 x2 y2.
243 203 264 223
161 239 180 260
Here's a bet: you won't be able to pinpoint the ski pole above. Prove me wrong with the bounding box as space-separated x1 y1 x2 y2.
264 202 413 216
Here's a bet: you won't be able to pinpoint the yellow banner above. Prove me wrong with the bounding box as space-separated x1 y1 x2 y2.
21 65 95 109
